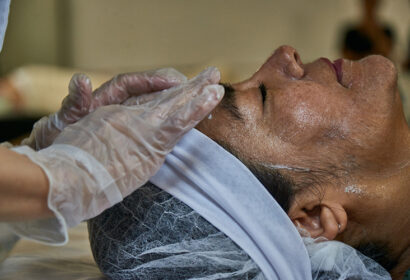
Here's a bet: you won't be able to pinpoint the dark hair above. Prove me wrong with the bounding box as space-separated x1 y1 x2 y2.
356 242 397 272
219 83 243 120
246 162 295 212
248 159 398 273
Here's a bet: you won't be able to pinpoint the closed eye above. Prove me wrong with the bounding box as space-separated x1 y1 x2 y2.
259 83 267 104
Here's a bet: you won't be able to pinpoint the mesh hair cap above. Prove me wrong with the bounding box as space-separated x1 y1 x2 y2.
300 228 391 280
88 129 391 280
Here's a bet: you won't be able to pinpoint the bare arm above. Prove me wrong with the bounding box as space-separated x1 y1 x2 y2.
0 146 53 222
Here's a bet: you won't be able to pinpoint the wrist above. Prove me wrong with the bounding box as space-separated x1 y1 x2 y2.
1 146 51 221
38 144 122 226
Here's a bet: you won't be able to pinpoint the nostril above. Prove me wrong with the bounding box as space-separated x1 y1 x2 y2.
293 51 303 66
265 45 304 79
286 52 304 79
286 62 304 79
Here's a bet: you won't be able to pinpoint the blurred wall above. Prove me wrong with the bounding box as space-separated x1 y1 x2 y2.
0 0 61 75
67 0 364 80
0 0 408 81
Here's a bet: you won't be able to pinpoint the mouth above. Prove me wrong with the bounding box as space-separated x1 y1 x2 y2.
320 57 343 83
333 59 343 84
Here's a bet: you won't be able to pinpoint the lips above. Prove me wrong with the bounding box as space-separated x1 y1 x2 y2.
320 57 343 83
333 59 343 83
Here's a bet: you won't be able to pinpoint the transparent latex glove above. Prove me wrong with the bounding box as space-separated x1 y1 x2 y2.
22 68 187 150
12 67 223 242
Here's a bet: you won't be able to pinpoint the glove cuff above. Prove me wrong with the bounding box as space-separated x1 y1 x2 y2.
10 145 69 245
10 144 122 244
42 144 123 219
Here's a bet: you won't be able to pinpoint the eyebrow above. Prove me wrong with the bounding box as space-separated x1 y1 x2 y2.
219 83 243 121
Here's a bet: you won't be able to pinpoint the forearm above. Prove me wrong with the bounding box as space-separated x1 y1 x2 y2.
0 146 53 222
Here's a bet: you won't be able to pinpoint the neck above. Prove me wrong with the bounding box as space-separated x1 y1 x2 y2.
391 247 410 280
389 164 410 279
344 163 410 278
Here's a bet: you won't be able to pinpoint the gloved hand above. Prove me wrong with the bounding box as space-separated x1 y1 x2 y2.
22 68 187 150
11 67 223 244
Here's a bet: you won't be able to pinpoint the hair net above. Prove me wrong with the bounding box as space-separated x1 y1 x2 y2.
88 185 391 280
0 0 10 53
302 233 391 280
88 183 265 280
88 129 310 280
88 129 391 279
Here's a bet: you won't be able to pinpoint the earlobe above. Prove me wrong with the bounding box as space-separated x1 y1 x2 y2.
290 202 347 240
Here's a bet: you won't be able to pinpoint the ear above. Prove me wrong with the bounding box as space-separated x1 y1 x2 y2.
289 200 348 240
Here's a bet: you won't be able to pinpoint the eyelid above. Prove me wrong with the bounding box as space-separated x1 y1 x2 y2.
259 82 267 104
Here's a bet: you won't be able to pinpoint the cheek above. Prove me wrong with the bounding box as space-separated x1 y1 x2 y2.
271 95 331 144
195 106 229 141
235 91 263 122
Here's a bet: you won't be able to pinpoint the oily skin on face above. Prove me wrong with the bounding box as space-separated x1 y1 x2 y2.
196 45 410 278
197 45 408 184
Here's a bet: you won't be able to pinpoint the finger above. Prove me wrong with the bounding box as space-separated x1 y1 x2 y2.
146 67 222 115
90 68 187 110
124 67 221 108
161 66 221 101
188 67 221 92
176 84 224 126
121 90 165 106
167 66 221 104
58 73 93 124
156 84 224 149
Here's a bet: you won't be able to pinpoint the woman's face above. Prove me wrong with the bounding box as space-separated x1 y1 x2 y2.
197 45 408 181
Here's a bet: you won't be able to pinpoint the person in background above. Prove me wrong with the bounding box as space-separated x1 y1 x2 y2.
341 0 394 60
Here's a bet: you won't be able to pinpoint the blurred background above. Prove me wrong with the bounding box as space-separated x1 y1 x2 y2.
0 0 409 142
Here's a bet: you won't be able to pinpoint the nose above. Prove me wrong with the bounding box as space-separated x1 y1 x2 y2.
233 45 304 90
276 45 304 79
265 45 304 79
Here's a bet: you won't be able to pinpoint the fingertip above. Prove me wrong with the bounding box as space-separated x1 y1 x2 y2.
188 84 223 120
199 67 221 84
203 84 225 102
69 73 92 95
71 73 91 85
207 66 221 83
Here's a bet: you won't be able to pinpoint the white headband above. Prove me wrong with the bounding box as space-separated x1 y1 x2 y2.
151 129 312 279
